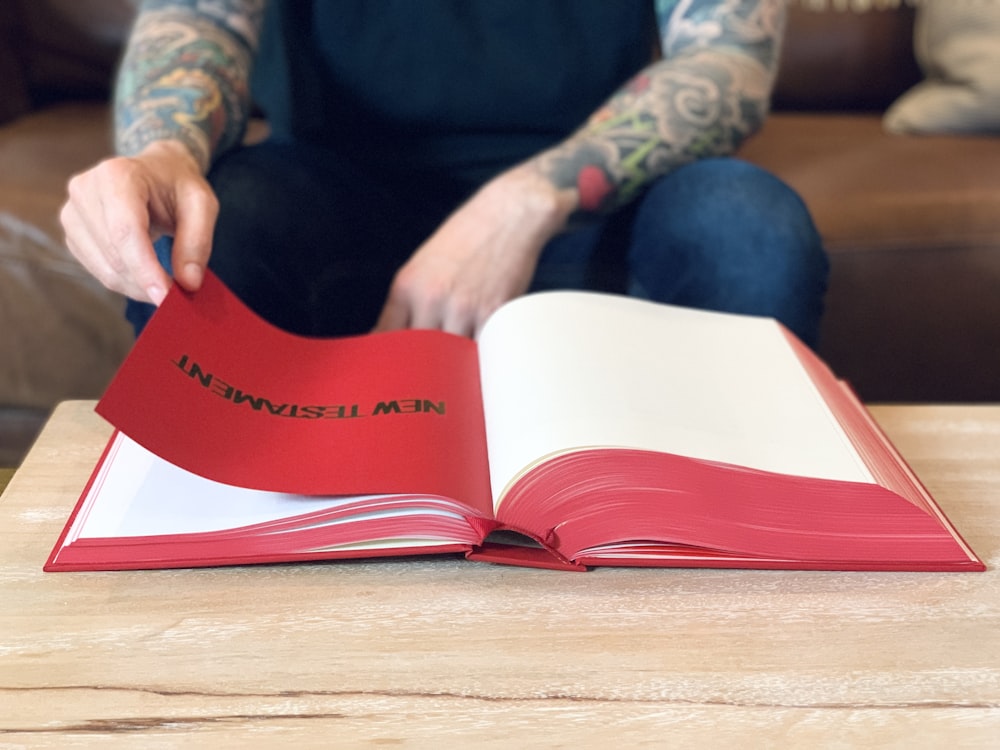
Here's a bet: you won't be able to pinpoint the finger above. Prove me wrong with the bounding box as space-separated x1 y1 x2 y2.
102 184 172 305
473 302 502 339
169 179 219 292
63 171 145 299
440 298 478 338
61 201 138 296
408 302 445 332
373 291 411 333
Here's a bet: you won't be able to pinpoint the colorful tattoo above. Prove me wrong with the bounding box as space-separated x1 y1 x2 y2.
115 0 266 168
538 0 785 216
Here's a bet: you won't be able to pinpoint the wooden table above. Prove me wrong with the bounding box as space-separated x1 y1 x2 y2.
2 401 999 747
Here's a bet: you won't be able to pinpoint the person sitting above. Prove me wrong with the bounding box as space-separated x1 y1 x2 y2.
60 0 827 345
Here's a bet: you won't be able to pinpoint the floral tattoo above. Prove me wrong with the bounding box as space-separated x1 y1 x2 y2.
537 0 785 216
115 0 266 168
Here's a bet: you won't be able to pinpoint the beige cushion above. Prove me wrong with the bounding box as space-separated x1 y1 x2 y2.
884 1 1000 134
0 213 133 410
0 103 133 412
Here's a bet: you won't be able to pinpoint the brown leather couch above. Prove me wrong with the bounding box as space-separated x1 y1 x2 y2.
0 1 136 466
740 4 1000 406
2 2 999 466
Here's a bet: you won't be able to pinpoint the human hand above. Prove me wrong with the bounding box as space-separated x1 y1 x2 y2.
374 163 574 337
60 140 218 305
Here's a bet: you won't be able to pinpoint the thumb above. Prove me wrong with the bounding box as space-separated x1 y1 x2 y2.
373 289 410 333
169 180 219 292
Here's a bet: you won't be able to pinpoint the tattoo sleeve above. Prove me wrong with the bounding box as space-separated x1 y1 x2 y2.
537 0 786 216
114 0 266 170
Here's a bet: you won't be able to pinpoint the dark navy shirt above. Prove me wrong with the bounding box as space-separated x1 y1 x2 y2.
252 0 656 183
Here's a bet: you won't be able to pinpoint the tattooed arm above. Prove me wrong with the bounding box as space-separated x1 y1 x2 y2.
115 0 265 168
61 0 266 304
376 0 786 336
539 0 786 216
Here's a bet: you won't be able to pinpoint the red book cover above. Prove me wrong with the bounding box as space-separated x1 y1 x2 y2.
96 270 492 508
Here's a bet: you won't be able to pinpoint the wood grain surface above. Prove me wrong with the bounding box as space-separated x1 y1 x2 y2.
1 401 998 748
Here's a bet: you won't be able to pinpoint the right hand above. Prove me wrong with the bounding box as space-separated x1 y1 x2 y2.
60 140 219 305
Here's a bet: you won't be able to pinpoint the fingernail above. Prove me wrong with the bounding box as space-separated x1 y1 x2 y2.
147 284 167 306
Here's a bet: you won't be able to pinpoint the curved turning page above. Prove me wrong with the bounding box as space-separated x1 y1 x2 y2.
96 271 492 515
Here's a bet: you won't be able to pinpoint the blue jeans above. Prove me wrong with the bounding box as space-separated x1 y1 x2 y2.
127 143 827 346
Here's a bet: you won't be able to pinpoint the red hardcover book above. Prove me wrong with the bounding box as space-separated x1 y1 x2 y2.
45 271 984 573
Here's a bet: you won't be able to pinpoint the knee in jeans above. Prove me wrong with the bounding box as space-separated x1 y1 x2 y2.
627 159 828 344
635 158 826 284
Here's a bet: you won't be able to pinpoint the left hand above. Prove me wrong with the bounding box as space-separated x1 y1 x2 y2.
374 162 575 338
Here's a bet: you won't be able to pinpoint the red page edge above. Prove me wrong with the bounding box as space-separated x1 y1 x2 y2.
781 328 985 571
44 429 490 573
43 429 585 572
43 426 121 572
47 538 475 573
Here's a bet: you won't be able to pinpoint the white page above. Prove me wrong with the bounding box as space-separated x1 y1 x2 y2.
73 434 463 540
476 292 873 509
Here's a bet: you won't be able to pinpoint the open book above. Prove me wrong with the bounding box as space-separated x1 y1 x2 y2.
45 271 984 572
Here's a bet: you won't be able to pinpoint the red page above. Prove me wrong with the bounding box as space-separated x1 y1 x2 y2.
496 447 983 571
96 271 493 517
